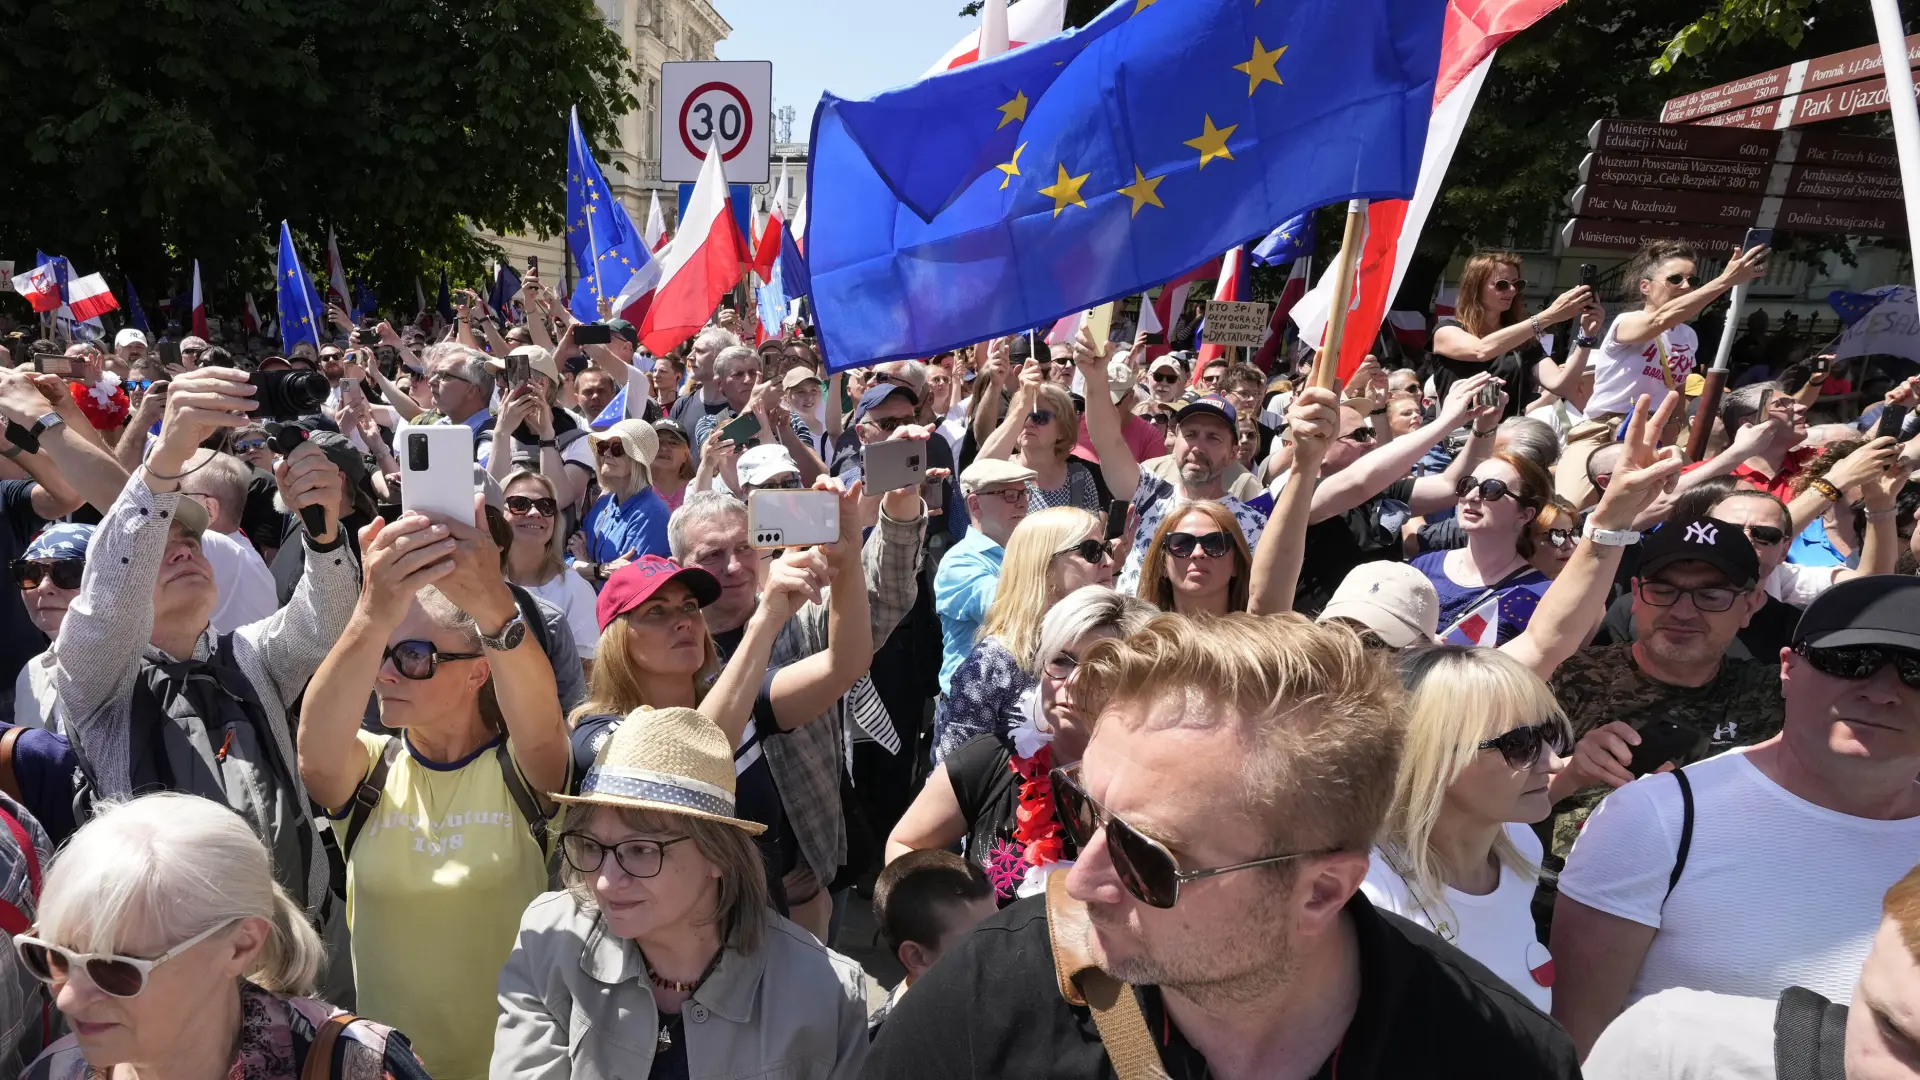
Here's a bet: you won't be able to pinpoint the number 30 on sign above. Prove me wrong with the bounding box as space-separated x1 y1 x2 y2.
660 60 773 184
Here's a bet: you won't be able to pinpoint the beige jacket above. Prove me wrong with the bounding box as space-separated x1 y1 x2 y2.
492 891 870 1080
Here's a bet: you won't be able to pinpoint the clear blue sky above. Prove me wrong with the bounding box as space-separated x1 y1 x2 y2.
715 0 976 139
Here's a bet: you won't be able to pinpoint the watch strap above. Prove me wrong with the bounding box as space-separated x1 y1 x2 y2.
1581 519 1642 547
479 612 526 651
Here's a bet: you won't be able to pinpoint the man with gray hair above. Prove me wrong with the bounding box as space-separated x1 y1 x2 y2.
689 345 817 472
668 325 742 429
422 341 495 436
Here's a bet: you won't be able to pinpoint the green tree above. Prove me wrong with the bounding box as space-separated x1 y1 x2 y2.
0 0 634 324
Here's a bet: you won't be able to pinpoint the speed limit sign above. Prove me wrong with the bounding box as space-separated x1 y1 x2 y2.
660 60 772 184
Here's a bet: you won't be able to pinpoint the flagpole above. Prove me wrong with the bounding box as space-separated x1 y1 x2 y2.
1314 199 1370 392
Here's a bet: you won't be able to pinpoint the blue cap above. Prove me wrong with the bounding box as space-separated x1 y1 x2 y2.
853 383 918 421
1174 394 1237 429
24 523 94 562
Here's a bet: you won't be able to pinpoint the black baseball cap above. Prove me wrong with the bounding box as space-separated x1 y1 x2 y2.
1637 516 1759 588
1793 576 1920 651
605 318 639 345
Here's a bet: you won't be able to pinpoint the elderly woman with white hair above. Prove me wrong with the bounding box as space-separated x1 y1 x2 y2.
577 418 673 584
18 793 428 1080
887 586 1157 905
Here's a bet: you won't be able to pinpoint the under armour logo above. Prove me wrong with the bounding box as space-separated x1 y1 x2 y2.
1684 522 1718 545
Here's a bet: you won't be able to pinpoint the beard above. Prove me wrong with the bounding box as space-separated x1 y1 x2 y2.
1085 870 1300 1008
1179 458 1224 487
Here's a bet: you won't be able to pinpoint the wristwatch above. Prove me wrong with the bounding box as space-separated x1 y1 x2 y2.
478 612 528 652
28 412 64 439
537 438 557 448
1581 519 1642 547
1572 334 1600 349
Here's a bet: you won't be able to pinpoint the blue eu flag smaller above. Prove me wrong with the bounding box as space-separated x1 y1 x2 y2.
276 222 325 353
567 106 649 322
125 280 150 333
1252 212 1315 267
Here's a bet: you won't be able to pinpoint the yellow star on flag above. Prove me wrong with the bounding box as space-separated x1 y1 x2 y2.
1185 114 1237 170
996 90 1029 130
1116 166 1165 217
996 143 1027 190
1133 0 1157 12
1233 39 1287 96
1038 163 1090 217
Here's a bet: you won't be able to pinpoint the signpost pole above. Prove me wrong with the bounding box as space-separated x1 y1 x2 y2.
1687 281 1746 462
1870 0 1920 286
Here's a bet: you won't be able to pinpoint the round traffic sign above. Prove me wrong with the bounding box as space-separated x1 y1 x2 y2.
678 81 755 164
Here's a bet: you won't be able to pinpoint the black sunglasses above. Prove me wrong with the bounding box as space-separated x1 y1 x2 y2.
1152 372 1181 385
504 494 559 518
1478 721 1573 769
1743 524 1786 547
1491 278 1527 291
1663 273 1697 287
1165 531 1230 559
12 559 83 590
1143 413 1171 427
1051 762 1329 909
559 833 692 879
1056 538 1113 566
595 440 625 458
1456 476 1518 502
1635 580 1740 613
862 415 912 434
1794 643 1920 689
1339 425 1376 444
1027 409 1055 427
382 639 485 680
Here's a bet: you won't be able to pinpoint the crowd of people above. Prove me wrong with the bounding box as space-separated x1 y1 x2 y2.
0 237 1916 1080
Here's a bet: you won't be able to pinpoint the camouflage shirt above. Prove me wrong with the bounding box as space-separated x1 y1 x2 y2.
1544 643 1785 863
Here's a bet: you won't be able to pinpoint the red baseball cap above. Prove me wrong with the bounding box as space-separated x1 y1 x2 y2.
595 555 722 632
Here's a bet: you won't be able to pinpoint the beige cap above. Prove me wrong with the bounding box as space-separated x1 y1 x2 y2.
1316 562 1439 648
781 366 823 391
170 494 211 538
486 344 562 385
959 457 1038 493
1107 357 1138 404
553 706 766 834
1148 355 1185 378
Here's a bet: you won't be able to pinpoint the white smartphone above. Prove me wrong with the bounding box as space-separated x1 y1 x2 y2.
747 490 840 549
397 424 476 523
861 437 927 494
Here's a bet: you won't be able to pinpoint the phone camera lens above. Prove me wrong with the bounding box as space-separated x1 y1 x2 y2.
408 433 428 470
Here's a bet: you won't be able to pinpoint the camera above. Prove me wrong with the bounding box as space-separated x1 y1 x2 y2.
248 370 330 420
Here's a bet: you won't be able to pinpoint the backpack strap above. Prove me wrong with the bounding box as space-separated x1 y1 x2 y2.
300 1013 357 1080
1664 768 1695 902
0 727 25 803
1045 872 1170 1080
340 738 402 862
1773 986 1849 1080
0 804 41 936
495 740 552 858
507 583 556 660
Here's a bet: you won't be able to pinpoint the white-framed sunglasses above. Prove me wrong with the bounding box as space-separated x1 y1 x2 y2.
14 916 240 998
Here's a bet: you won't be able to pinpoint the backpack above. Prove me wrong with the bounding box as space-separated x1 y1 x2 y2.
1774 986 1848 1080
0 803 49 1052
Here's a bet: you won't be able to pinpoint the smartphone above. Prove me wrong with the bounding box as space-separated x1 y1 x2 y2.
1757 387 1776 419
158 340 181 369
397 425 477 523
505 353 532 388
718 410 763 446
35 354 70 377
748 489 839 549
1476 383 1500 408
527 255 539 272
1084 302 1115 345
573 323 614 346
861 437 927 493
1627 719 1707 778
1742 228 1774 251
1878 404 1910 441
1579 264 1597 288
1103 498 1129 542
1812 355 1832 376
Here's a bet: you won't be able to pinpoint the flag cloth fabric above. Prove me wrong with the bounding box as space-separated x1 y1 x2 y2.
325 230 352 317
923 0 1066 75
491 264 523 323
775 217 812 326
436 271 452 322
125 279 150 333
66 274 119 323
806 0 1446 372
1290 0 1566 381
1444 593 1503 647
242 292 261 335
644 190 668 251
751 162 789 285
1251 256 1311 371
353 282 378 322
566 105 653 321
11 263 63 313
276 221 325 352
1251 212 1315 267
415 276 429 324
1196 245 1251 366
190 260 209 339
1829 288 1891 327
637 143 748 356
1140 257 1222 346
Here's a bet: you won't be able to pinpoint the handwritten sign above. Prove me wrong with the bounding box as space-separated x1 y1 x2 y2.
1202 301 1272 348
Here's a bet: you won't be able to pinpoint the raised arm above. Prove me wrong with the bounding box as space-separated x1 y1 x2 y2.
1410 391 1502 516
1311 372 1492 522
701 546 833 747
978 361 1042 462
1072 327 1140 499
1249 388 1336 615
969 339 1012 449
1613 245 1767 346
376 320 427 377
1535 302 1604 396
767 483 874 729
1843 448 1906 582
1434 285 1590 365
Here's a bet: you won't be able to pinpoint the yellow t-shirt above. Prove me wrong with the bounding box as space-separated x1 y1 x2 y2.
325 730 551 1080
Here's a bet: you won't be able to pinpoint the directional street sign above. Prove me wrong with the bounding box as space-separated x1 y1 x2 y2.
1660 34 1920 124
1562 218 1746 257
1567 184 1763 228
1693 67 1920 131
1588 120 1779 162
1579 152 1767 195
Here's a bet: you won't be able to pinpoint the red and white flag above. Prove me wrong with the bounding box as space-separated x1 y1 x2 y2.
65 274 119 323
751 161 788 285
644 190 669 252
1138 257 1221 345
636 142 748 355
10 263 63 313
190 259 209 339
1196 245 1251 368
1251 257 1312 372
242 292 262 335
923 0 1065 75
325 229 352 316
1444 593 1503 647
1290 0 1566 382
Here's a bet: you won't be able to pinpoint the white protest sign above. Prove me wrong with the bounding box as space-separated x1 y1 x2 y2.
1202 300 1272 348
1834 286 1920 366
661 61 773 184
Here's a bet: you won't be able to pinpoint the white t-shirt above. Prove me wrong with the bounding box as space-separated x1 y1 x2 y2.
202 529 279 635
1585 318 1699 419
1766 561 1842 610
521 571 600 659
1361 823 1554 1012
1583 988 1778 1080
1559 749 1920 1006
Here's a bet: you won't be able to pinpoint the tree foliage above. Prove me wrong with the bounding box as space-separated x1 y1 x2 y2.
0 0 635 319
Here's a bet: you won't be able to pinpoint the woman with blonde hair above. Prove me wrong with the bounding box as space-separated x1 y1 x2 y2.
1135 500 1253 617
19 793 424 1080
1431 250 1598 419
979 359 1101 512
503 467 600 666
1361 645 1572 1010
930 507 1113 762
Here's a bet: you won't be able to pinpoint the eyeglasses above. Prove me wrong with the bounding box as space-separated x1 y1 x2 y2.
13 559 84 590
861 415 912 434
1142 413 1172 428
1635 580 1741 613
381 640 485 680
1491 278 1527 292
750 476 804 491
232 439 267 454
504 494 559 518
595 440 626 459
1164 531 1230 559
1456 476 1519 502
1152 372 1180 385
1026 409 1055 427
1339 426 1376 444
1051 762 1329 909
559 833 693 879
1477 721 1573 769
1055 538 1113 566
1043 652 1081 680
1794 643 1920 689
1663 273 1697 287
16 917 240 998
1742 524 1786 547
976 485 1029 505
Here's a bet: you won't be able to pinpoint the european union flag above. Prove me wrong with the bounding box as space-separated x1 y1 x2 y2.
1252 212 1315 267
1829 288 1891 327
566 105 650 322
276 221 325 353
491 263 523 323
125 279 150 333
807 0 1444 369
437 271 453 322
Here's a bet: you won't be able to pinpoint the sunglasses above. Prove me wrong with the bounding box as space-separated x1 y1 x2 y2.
1794 643 1920 689
1165 531 1230 559
749 476 804 491
504 494 559 517
1663 273 1697 287
1143 413 1171 428
1542 528 1576 550
1026 409 1055 427
1635 580 1740 613
232 439 268 454
861 415 913 434
16 917 239 998
1477 721 1573 769
559 833 692 879
1339 426 1376 444
1456 476 1518 502
1152 372 1181 385
1051 762 1328 909
13 558 84 590
1491 278 1527 292
595 440 626 458
381 639 485 680
1055 538 1113 566
1742 524 1786 547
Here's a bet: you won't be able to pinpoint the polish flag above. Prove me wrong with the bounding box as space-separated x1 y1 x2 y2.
242 292 262 335
190 260 209 339
1444 593 1503 647
1252 258 1311 372
65 274 119 323
10 263 63 313
636 142 748 356
644 190 669 252
751 162 788 285
325 229 352 316
1196 245 1251 368
789 191 809 257
923 0 1066 75
1137 256 1221 354
1290 0 1567 381
1044 311 1084 347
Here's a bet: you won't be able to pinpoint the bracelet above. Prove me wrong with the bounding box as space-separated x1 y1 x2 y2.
1808 478 1842 502
142 457 215 482
1530 315 1544 337
1370 407 1388 416
1866 506 1896 520
1573 334 1600 349
1472 425 1498 438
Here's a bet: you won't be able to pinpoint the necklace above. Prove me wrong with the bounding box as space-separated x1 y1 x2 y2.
644 947 724 993
1002 744 1065 896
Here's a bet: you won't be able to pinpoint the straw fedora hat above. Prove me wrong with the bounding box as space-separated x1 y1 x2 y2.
553 706 766 835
